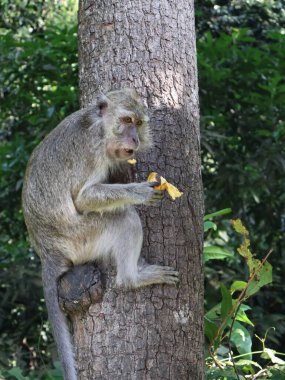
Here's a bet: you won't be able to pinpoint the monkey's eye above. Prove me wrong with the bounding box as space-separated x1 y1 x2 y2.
121 116 132 124
136 120 143 126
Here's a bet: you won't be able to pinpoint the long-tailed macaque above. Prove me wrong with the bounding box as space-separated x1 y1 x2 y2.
22 89 179 380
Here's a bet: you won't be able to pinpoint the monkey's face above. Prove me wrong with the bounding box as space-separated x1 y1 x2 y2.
106 113 146 161
98 89 152 162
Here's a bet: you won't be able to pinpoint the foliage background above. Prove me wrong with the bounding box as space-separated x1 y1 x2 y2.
0 0 284 378
0 1 78 377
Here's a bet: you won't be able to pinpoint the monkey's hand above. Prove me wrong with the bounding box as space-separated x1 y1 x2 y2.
135 181 164 205
74 182 164 212
147 182 164 204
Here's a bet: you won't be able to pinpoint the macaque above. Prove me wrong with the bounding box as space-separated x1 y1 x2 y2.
22 89 179 380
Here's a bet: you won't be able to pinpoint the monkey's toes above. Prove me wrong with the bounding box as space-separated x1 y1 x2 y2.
161 272 180 285
151 264 178 274
150 265 180 284
161 267 179 283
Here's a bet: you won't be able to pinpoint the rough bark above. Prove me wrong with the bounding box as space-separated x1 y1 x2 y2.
74 1 204 379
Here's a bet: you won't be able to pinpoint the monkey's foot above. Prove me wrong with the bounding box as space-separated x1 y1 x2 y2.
137 264 179 287
58 263 103 315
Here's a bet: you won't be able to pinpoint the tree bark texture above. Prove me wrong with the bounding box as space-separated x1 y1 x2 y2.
76 1 204 379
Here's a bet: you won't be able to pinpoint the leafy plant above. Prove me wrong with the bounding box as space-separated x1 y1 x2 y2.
0 0 78 375
0 361 63 380
198 26 285 350
204 211 285 379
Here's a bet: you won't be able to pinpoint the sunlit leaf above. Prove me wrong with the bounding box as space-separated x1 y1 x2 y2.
234 307 254 327
203 208 232 221
246 261 272 297
230 281 247 294
204 220 217 232
204 246 233 262
230 321 252 359
261 348 285 364
231 219 249 236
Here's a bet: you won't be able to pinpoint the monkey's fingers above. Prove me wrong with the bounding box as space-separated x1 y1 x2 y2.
148 181 161 188
148 190 164 204
153 190 164 198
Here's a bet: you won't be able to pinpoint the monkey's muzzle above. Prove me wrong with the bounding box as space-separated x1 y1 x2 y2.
124 149 134 155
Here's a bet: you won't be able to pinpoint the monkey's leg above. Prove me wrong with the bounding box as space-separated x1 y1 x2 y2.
102 208 179 288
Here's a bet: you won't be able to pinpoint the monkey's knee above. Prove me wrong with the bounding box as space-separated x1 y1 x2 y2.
58 263 103 315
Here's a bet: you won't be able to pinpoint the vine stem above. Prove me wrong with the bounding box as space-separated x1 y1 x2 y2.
218 350 285 362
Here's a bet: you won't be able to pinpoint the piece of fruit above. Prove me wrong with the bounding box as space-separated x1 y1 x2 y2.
147 172 183 200
127 159 137 165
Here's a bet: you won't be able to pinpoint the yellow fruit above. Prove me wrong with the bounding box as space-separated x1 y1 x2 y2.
147 172 183 200
127 159 137 165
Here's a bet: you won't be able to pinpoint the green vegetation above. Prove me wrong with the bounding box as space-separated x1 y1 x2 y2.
198 2 285 377
0 0 284 379
204 211 285 379
0 1 78 377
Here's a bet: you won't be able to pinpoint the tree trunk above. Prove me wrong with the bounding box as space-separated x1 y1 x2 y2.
75 1 204 378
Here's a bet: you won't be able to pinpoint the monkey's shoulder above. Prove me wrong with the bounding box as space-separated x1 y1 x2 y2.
29 107 104 165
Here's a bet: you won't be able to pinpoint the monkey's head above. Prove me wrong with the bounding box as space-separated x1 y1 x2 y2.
97 89 151 161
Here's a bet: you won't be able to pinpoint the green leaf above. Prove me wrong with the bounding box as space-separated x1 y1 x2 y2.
203 208 232 221
220 283 233 321
267 365 285 380
206 367 243 380
231 219 273 297
230 321 252 359
205 303 221 320
43 361 64 379
204 316 219 344
261 348 285 364
235 306 254 327
8 368 27 380
204 246 233 262
230 281 247 294
203 220 217 232
246 261 272 297
231 219 249 236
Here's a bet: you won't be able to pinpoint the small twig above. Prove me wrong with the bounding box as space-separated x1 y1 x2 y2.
210 352 225 370
245 368 267 379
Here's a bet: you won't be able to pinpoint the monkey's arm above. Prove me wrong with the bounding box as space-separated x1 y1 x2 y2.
74 182 161 213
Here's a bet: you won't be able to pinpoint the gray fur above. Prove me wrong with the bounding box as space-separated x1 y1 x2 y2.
22 89 179 380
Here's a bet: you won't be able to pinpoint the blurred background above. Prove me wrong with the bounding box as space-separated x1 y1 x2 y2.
0 0 284 378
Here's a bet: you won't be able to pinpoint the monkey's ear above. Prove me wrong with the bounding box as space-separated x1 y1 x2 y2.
96 94 109 117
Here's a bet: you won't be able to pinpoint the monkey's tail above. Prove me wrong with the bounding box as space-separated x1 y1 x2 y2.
42 257 77 380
